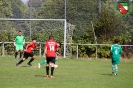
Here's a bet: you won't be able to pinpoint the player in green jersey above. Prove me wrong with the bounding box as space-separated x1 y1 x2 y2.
110 39 122 75
14 31 25 60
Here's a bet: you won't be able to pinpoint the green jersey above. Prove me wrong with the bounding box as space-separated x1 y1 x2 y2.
14 35 25 45
110 44 122 60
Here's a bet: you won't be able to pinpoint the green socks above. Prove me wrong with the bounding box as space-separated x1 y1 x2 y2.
112 65 115 73
55 58 57 62
115 69 118 75
112 65 114 70
40 59 57 66
40 60 46 65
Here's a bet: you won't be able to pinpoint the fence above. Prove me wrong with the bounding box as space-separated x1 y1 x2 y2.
1 42 133 59
0 42 44 57
72 43 133 59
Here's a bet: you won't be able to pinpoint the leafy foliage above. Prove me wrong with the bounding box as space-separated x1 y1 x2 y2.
0 0 133 58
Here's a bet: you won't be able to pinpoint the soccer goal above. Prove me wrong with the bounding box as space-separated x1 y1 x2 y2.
0 18 67 58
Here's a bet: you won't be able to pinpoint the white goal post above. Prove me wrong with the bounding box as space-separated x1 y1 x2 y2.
0 18 67 58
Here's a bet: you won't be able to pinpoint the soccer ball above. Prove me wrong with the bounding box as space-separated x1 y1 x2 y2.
54 64 58 68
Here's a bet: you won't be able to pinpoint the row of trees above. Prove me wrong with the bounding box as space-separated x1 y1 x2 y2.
0 0 133 58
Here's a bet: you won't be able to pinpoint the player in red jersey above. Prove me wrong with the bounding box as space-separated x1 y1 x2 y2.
44 35 59 78
16 38 39 66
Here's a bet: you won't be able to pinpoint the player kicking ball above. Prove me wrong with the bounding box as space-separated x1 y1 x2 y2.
110 39 122 75
38 42 61 69
16 38 39 66
38 52 60 68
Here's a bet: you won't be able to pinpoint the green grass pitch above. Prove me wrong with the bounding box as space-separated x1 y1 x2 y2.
0 56 133 88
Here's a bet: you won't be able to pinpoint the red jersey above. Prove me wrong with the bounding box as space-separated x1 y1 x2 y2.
25 42 37 53
45 40 58 57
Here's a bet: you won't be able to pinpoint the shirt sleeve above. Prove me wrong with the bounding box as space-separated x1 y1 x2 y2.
14 36 17 41
55 42 58 51
56 43 58 48
23 36 25 41
34 44 37 48
27 43 33 47
45 42 48 47
119 46 122 54
110 45 113 53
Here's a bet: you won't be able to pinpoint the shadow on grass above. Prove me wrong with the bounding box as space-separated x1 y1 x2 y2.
21 66 30 67
34 75 45 77
15 65 30 68
101 74 113 76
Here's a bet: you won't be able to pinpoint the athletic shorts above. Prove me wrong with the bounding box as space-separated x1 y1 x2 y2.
23 52 34 59
112 59 120 65
16 44 23 51
46 57 56 64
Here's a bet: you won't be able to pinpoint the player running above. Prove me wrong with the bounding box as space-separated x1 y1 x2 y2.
14 31 25 60
44 35 59 78
110 39 122 75
16 38 39 66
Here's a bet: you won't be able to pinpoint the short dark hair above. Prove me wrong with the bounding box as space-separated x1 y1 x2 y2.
49 35 54 40
32 38 36 41
18 31 22 32
57 41 61 47
114 39 119 43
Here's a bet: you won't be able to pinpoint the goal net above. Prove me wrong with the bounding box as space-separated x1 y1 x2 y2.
0 18 67 57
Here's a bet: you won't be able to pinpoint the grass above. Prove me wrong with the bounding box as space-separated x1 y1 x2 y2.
0 56 133 88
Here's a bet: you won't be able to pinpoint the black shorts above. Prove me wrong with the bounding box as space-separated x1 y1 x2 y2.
23 52 34 59
46 57 55 64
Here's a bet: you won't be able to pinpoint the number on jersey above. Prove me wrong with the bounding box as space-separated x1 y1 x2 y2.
50 45 55 51
115 49 118 55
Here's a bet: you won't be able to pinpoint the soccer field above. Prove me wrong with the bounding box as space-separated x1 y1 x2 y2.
0 56 133 88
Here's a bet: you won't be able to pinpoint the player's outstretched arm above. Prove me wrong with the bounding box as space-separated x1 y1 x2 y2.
36 46 39 48
23 39 25 46
13 40 16 46
56 52 61 56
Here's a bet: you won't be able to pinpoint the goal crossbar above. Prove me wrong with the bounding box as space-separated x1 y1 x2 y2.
0 18 65 21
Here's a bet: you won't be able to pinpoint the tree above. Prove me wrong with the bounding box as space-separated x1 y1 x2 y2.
74 1 132 58
0 0 13 18
66 0 98 41
37 0 64 19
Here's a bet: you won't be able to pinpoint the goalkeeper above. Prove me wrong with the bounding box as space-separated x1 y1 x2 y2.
14 31 25 60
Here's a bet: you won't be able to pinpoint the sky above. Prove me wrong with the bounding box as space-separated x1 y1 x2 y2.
21 0 29 4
